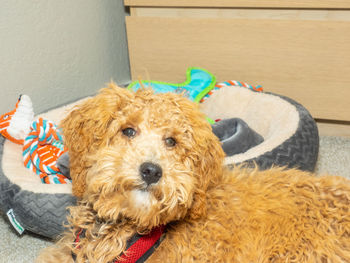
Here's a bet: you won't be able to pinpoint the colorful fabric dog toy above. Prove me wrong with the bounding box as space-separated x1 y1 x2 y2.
128 67 216 103
0 95 69 184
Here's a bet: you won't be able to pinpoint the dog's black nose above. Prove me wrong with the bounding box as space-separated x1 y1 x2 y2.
139 162 162 185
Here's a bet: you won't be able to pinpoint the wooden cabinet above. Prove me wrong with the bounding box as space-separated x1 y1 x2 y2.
125 0 350 136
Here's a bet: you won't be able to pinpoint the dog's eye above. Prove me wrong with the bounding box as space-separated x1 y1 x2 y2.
122 127 136 138
164 137 176 147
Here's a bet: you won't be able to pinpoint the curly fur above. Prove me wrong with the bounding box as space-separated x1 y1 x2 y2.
37 84 350 263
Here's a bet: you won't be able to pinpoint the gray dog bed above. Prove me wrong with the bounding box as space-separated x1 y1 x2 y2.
0 86 319 239
201 86 319 171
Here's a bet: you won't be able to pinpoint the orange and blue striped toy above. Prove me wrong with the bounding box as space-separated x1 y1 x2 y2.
0 95 70 184
22 118 69 184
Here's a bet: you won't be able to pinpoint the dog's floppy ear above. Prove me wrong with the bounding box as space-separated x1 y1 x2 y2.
191 128 225 220
60 83 133 198
182 101 226 220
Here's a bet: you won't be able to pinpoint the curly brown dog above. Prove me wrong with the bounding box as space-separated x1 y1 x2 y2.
37 84 350 263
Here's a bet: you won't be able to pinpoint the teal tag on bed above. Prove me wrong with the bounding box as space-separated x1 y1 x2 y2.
7 209 25 235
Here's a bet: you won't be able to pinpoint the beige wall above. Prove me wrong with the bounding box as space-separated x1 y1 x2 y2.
0 0 130 114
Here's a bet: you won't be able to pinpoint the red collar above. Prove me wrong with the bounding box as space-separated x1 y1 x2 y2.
73 225 166 263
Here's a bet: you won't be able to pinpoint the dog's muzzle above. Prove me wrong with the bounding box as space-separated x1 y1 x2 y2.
139 162 162 185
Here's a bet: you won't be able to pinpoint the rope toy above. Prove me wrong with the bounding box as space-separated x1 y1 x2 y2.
23 118 69 184
200 80 263 103
0 95 70 184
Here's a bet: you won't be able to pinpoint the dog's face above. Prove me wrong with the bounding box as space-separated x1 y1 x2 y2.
61 84 225 229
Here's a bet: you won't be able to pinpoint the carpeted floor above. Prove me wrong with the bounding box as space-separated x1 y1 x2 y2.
315 136 350 179
0 135 349 262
